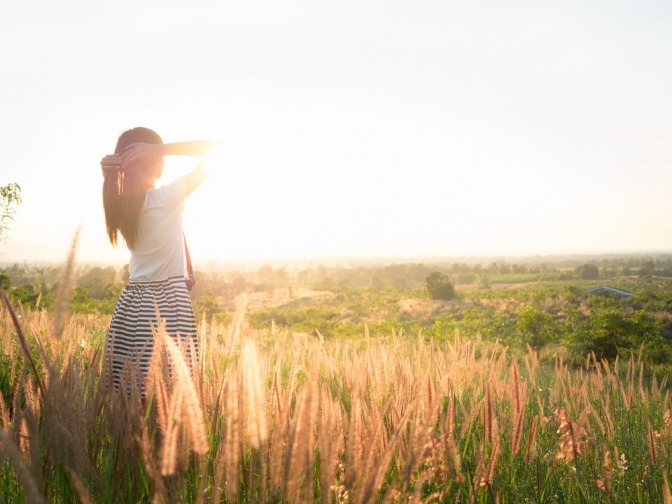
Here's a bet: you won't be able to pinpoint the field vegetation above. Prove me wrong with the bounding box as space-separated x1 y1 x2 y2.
0 253 671 502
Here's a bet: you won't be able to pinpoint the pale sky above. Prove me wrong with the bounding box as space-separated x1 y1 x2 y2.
1 0 671 264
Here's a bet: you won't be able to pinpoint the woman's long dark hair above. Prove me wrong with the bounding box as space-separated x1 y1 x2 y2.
103 127 163 248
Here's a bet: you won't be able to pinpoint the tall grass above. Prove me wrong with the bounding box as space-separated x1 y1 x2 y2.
0 268 671 501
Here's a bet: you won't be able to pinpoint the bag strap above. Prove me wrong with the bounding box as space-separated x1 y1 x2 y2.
184 234 193 278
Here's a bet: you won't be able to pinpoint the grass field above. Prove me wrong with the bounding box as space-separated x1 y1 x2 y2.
1 282 671 503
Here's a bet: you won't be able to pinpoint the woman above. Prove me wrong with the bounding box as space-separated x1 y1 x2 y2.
101 127 215 395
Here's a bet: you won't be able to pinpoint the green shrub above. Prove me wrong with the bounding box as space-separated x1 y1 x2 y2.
425 271 456 301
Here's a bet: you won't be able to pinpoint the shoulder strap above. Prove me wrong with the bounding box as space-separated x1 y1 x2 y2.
184 234 193 278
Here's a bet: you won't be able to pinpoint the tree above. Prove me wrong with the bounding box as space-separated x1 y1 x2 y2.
516 305 557 349
425 271 456 301
0 183 22 245
568 304 659 362
577 263 599 280
0 272 11 291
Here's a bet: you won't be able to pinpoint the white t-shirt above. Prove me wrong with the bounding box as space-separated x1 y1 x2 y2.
128 177 187 282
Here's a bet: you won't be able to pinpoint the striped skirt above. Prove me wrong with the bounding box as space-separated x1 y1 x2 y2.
103 276 198 395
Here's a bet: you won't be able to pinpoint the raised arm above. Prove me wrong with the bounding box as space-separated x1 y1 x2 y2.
122 140 217 166
122 140 217 196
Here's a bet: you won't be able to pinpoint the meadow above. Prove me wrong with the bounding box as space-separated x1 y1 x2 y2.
0 254 671 502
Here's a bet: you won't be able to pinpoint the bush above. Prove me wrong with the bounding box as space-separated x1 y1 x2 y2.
516 305 558 350
565 299 664 362
425 272 456 301
577 263 599 280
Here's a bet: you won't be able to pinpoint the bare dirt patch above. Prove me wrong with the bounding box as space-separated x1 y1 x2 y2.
398 298 459 321
239 288 335 310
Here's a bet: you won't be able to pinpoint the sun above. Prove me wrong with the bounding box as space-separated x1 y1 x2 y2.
175 147 273 262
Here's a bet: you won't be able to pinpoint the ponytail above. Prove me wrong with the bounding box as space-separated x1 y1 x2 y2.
103 170 123 246
102 127 163 249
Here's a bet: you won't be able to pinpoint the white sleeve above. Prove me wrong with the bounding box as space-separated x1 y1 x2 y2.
155 177 186 209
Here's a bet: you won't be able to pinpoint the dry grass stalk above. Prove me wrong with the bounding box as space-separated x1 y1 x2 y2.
149 320 209 477
167 335 208 454
555 408 586 464
524 414 539 464
22 400 43 493
138 421 168 504
426 371 434 412
200 314 207 378
595 450 614 497
443 394 463 478
52 227 80 339
0 394 8 430
360 404 411 504
159 383 183 476
318 388 344 504
146 336 169 437
241 338 268 448
638 359 647 403
270 357 283 415
484 381 494 445
619 380 635 410
0 290 45 398
18 415 30 461
225 373 241 503
69 468 93 504
401 405 431 484
287 367 319 503
664 473 672 504
344 395 363 492
211 445 226 504
0 430 46 504
269 362 291 496
586 401 606 436
287 354 301 400
227 294 247 359
509 362 527 456
660 409 672 438
282 382 305 499
601 395 615 441
490 346 507 381
480 436 501 489
210 367 240 504
459 393 482 440
647 420 657 466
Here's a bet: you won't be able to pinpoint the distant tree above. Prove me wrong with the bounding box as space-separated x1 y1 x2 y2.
577 264 599 280
78 266 119 299
478 276 491 290
0 272 11 291
194 292 222 320
0 183 22 246
639 260 655 276
10 284 39 307
456 273 475 284
512 264 527 274
425 271 456 301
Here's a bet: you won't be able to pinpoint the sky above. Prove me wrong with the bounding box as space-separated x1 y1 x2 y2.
1 0 671 265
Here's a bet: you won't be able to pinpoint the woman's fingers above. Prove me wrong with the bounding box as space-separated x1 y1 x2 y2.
100 155 122 175
101 154 122 164
122 143 148 167
101 155 122 167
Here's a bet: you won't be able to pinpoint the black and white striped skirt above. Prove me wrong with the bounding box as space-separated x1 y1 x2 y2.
103 275 198 394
